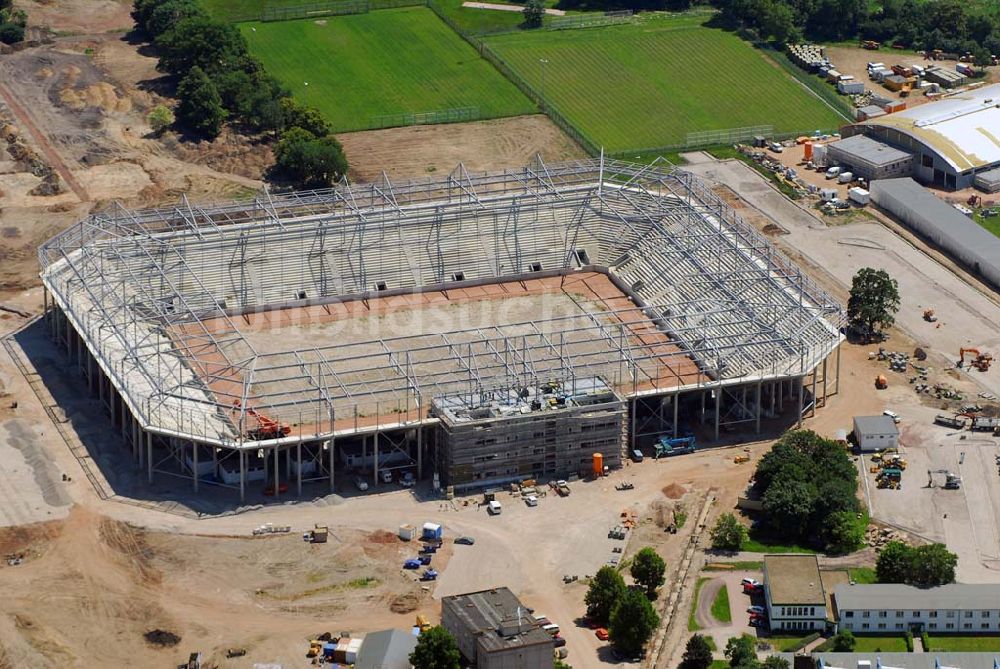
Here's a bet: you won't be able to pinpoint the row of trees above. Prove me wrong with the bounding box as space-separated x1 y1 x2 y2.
751 430 864 554
0 0 27 45
132 0 347 188
584 547 666 656
682 633 790 669
876 540 958 587
712 0 1000 53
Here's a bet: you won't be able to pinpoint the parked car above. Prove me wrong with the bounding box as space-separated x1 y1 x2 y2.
403 559 421 569
595 628 609 641
630 449 644 463
454 536 475 545
554 636 567 648
882 409 901 423
380 469 392 484
747 605 766 615
749 617 767 628
354 477 369 492
741 578 761 588
487 500 502 515
400 471 415 487
525 495 538 507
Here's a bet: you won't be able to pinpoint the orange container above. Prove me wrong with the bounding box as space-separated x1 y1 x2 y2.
592 452 604 477
804 141 813 161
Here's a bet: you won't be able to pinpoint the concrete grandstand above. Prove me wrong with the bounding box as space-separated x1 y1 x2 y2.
39 158 844 499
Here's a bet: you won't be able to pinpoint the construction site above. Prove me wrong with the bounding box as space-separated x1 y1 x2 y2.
37 158 845 501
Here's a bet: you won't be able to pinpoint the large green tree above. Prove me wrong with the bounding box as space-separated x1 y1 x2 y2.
630 547 666 598
608 588 659 658
176 66 226 139
822 510 865 555
270 128 348 190
832 629 856 652
585 565 627 626
710 513 748 552
725 634 756 668
522 0 544 27
763 657 790 669
847 268 900 340
409 626 461 669
875 541 913 584
680 634 714 669
909 543 957 587
155 15 249 76
143 0 205 38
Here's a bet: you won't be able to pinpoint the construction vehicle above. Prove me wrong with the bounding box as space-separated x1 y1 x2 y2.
232 399 291 440
959 348 993 372
734 453 750 464
928 469 962 489
972 416 1000 432
875 374 888 389
861 40 880 50
923 309 937 322
876 467 903 489
416 614 432 632
968 194 982 207
304 524 328 543
934 414 967 429
654 435 696 458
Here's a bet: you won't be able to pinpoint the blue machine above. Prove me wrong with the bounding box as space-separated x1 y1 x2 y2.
654 435 696 458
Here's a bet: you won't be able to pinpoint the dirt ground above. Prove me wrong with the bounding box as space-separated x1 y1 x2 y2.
337 114 585 182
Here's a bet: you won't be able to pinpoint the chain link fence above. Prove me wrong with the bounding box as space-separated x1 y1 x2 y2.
546 10 632 30
367 106 479 129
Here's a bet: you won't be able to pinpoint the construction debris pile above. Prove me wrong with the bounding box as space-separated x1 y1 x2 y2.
735 144 808 197
0 106 63 196
864 526 908 551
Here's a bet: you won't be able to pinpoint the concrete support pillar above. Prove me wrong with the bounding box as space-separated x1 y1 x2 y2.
811 369 818 418
835 343 842 395
778 378 783 411
146 432 153 484
329 436 335 493
822 357 829 408
797 376 805 428
273 446 280 500
373 431 380 486
714 388 721 441
630 399 637 449
672 394 679 438
239 449 246 503
297 441 303 497
192 443 199 493
755 382 762 434
417 427 423 479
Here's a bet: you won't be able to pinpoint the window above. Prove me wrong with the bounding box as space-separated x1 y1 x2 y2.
529 262 543 272
846 612 854 619
946 611 956 618
913 611 921 618
811 608 816 616
984 612 991 618
964 623 972 630
983 624 991 630
374 281 388 292
946 623 955 630
878 623 886 630
965 611 974 618
879 611 888 618
862 623 870 630
452 272 466 282
930 611 938 618
929 623 937 630
895 623 904 630
896 611 904 618
863 612 871 618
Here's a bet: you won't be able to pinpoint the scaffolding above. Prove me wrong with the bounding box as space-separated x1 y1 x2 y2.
39 157 845 459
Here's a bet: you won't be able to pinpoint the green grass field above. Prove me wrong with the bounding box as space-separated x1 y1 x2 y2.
853 635 909 652
710 585 731 624
926 635 1000 652
486 14 846 152
201 0 305 21
689 577 708 631
239 7 534 131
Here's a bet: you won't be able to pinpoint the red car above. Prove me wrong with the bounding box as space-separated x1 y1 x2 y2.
595 628 610 641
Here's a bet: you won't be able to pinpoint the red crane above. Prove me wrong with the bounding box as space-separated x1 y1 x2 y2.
232 399 291 440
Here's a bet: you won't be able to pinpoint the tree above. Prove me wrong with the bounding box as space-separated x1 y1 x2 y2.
630 547 666 598
147 105 175 134
875 540 913 584
270 130 348 189
758 0 798 45
763 657 790 669
279 97 329 136
822 510 865 555
584 565 627 626
608 588 659 657
831 629 856 652
710 513 748 552
522 0 544 28
762 477 817 538
973 47 993 71
176 66 227 139
0 21 23 44
155 15 249 76
409 626 461 669
680 634 714 669
144 0 205 38
909 543 957 587
725 634 756 669
847 268 900 340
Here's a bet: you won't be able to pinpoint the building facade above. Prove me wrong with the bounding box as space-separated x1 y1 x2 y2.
834 584 1000 634
852 415 899 452
441 588 553 669
826 134 915 181
764 555 830 632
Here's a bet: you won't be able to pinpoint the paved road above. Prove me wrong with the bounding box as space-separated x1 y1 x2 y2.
695 577 724 629
683 159 1000 399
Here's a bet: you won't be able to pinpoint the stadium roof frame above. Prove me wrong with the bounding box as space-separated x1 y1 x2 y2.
40 157 844 449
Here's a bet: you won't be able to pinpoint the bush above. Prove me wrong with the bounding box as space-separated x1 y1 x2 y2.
905 631 914 653
0 21 24 44
146 105 175 134
176 66 227 139
921 631 930 651
710 513 748 552
784 632 821 653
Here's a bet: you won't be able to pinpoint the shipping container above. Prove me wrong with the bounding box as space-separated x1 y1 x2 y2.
399 524 416 541
848 187 870 205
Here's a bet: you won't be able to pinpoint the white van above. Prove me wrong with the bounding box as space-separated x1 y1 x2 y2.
487 500 502 515
825 166 841 179
542 623 560 636
883 409 901 423
525 495 538 507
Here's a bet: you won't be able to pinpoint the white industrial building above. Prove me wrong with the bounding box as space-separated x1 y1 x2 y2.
839 84 1000 190
834 584 1000 634
852 415 899 452
763 555 832 632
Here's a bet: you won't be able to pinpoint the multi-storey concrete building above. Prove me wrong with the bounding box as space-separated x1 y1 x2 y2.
834 584 1000 634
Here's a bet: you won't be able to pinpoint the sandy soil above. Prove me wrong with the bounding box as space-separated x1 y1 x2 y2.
18 0 134 34
338 114 585 182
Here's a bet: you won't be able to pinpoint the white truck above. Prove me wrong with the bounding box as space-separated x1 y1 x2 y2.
487 500 502 515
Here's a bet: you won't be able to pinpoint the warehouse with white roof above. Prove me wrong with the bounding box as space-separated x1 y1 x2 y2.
834 84 1000 190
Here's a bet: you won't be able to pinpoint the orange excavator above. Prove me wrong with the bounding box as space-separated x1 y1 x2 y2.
232 399 291 440
959 348 994 372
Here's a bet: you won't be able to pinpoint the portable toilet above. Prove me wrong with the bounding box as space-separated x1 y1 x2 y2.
422 522 443 541
592 452 604 477
803 141 813 162
323 643 337 660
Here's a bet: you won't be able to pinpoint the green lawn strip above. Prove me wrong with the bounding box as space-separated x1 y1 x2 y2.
240 7 534 132
848 567 878 584
925 636 1000 652
741 529 817 553
853 635 910 652
689 577 709 631
484 14 842 152
703 561 764 572
710 585 731 624
767 635 816 652
711 661 730 669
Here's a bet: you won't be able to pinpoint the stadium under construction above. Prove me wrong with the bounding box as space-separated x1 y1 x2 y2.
38 158 845 500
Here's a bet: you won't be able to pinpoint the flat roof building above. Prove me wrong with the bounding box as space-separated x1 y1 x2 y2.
764 555 830 632
833 584 1000 634
441 588 553 669
782 653 1000 669
826 134 914 181
842 83 1000 189
356 629 418 669
852 415 899 452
